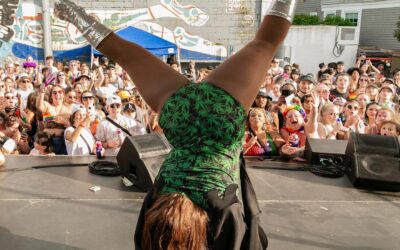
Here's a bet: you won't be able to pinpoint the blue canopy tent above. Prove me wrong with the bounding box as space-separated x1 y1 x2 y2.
12 26 176 61
12 42 92 62
92 26 177 57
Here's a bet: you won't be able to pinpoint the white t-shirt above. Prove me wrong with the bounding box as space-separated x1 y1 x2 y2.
17 88 34 109
96 85 117 98
64 126 96 156
29 148 56 156
95 115 147 156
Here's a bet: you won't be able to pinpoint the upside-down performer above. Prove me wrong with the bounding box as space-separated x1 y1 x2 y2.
54 0 298 249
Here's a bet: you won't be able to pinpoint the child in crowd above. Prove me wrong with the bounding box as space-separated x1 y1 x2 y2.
29 132 55 156
379 120 400 137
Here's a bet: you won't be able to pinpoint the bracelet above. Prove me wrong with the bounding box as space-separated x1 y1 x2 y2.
266 0 297 23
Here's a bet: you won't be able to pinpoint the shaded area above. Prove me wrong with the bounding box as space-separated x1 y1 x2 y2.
0 227 85 250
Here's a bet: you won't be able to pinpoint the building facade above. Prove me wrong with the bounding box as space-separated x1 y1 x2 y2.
296 0 400 51
0 0 262 63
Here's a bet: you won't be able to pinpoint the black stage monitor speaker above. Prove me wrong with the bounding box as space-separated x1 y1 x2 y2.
305 138 347 166
345 132 400 191
117 133 172 191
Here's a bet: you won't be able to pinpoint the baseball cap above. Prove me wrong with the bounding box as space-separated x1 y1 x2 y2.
257 89 268 97
272 58 279 63
319 73 331 81
71 105 86 115
123 103 136 112
300 74 315 83
366 83 379 89
380 85 395 94
107 64 116 69
75 74 91 82
291 69 300 75
106 95 122 106
332 97 347 106
17 73 32 81
383 78 395 84
100 57 109 65
118 90 131 100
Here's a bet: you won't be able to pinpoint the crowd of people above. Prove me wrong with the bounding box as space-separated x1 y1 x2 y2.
0 54 398 158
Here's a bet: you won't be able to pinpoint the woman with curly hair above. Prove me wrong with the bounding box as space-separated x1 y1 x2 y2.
54 0 299 249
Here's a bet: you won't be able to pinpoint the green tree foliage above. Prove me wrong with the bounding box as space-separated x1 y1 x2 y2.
293 14 355 26
394 16 400 42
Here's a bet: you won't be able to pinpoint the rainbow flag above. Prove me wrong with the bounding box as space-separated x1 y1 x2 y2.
348 92 358 100
43 112 54 123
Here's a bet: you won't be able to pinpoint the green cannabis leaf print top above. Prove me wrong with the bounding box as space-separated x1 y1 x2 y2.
157 82 246 209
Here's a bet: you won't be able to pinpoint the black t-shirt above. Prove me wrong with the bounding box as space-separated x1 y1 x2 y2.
329 88 349 101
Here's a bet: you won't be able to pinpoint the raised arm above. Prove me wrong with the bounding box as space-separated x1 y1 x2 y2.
36 87 49 113
54 0 188 113
305 92 320 138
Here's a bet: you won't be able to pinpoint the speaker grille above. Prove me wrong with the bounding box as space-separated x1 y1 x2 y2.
357 155 400 182
130 133 172 159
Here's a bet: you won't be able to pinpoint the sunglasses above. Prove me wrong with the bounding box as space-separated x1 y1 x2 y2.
22 80 31 83
110 104 121 109
347 105 359 110
5 96 14 99
82 96 94 100
52 90 63 95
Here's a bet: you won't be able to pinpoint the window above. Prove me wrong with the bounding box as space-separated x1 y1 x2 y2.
324 11 336 18
345 12 358 26
309 12 318 16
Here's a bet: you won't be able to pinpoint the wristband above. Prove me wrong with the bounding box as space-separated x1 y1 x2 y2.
266 0 297 23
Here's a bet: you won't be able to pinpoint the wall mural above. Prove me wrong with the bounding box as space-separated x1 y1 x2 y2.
0 0 227 63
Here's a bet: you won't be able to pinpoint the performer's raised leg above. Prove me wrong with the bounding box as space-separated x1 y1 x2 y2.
206 1 296 111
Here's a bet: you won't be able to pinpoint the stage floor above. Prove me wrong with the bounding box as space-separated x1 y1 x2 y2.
0 156 399 250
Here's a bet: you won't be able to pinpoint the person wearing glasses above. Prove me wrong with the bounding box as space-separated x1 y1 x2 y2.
55 0 297 248
16 73 34 109
95 95 144 156
339 101 365 138
36 85 70 154
356 73 370 95
64 106 96 156
64 87 78 110
56 71 70 89
80 91 105 135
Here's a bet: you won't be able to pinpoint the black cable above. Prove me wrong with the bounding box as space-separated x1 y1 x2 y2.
0 163 88 172
88 160 120 176
249 157 346 178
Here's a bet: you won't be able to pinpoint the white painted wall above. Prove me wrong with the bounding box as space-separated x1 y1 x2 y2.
281 26 359 76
